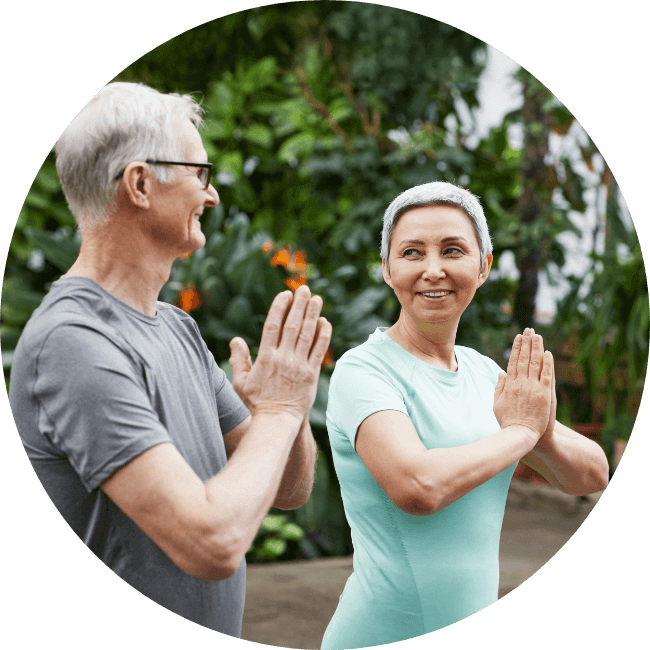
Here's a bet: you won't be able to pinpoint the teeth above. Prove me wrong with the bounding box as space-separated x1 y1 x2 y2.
422 291 450 297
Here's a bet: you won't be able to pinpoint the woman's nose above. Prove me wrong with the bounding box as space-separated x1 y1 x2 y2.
422 256 446 280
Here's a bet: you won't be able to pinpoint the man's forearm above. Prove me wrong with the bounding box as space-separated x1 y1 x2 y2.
273 418 317 510
202 410 302 574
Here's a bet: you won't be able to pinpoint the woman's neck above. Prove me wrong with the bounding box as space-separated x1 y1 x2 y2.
386 311 459 371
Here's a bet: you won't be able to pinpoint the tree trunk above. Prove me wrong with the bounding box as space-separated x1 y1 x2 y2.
513 77 555 329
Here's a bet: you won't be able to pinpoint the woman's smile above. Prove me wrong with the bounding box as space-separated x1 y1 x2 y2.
417 290 453 299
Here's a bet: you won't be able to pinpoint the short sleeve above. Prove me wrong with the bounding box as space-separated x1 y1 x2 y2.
327 353 409 446
34 323 171 491
483 356 505 387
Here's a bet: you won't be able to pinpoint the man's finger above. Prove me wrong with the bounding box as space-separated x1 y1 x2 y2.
278 284 311 350
259 290 293 351
308 317 332 369
229 337 252 392
295 295 323 359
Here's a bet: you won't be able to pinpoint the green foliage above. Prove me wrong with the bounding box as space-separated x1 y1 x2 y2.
554 181 648 462
1 151 80 378
247 514 305 562
3 2 646 556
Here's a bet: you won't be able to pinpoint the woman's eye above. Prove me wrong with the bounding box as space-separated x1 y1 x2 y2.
403 249 421 257
444 246 463 255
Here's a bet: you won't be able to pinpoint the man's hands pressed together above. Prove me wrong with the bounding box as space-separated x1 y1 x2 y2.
229 285 332 424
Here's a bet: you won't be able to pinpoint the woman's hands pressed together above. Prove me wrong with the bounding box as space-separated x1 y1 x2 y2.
493 328 554 440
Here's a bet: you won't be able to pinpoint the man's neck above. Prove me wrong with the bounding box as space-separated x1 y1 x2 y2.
65 220 176 317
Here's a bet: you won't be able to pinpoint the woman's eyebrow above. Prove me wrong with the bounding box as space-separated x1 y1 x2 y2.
397 239 426 246
397 236 469 247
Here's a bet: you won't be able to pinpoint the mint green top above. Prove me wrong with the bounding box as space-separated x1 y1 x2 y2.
322 329 516 649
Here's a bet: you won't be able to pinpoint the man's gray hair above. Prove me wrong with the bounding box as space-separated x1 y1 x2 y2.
55 82 204 225
380 181 492 275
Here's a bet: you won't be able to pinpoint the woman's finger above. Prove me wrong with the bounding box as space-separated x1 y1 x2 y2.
493 371 506 402
516 329 532 378
540 350 554 388
506 334 522 380
529 334 544 380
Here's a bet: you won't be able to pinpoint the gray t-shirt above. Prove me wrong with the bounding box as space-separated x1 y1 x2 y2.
9 276 250 635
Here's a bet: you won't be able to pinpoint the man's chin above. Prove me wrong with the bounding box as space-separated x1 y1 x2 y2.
178 239 206 259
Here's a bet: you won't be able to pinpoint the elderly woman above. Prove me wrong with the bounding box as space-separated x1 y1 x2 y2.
321 182 609 649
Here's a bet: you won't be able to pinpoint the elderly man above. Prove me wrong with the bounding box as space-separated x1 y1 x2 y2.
9 82 331 636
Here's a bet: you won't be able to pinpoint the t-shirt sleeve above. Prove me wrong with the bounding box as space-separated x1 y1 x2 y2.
484 355 505 386
34 323 171 492
327 353 409 446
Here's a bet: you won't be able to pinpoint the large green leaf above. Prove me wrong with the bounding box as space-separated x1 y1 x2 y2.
1 285 46 326
23 227 79 272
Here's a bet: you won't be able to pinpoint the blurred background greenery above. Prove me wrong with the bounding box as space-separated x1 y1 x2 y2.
2 1 647 563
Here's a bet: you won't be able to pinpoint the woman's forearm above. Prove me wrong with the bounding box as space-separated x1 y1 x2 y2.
404 424 540 515
522 422 609 495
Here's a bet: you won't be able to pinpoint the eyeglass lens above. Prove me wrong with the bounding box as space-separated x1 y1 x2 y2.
201 167 211 188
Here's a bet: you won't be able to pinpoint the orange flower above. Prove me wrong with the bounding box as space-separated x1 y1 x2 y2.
261 239 274 254
177 285 202 313
290 249 307 271
270 247 291 268
321 346 334 367
270 246 309 289
285 271 308 291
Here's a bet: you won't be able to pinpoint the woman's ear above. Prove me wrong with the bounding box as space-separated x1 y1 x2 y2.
477 253 493 287
382 259 393 288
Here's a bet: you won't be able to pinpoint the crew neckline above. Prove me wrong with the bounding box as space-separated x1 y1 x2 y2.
53 276 162 325
373 327 462 380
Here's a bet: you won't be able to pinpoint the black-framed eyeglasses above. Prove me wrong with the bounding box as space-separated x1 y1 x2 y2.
114 159 213 190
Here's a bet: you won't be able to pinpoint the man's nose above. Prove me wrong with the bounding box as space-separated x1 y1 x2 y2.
205 183 220 206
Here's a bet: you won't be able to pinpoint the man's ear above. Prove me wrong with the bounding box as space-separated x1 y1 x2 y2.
382 259 393 288
477 253 493 287
121 161 152 210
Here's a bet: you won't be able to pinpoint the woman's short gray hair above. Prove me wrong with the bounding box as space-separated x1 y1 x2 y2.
380 181 492 275
55 82 204 225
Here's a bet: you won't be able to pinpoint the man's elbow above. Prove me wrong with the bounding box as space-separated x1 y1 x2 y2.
273 481 313 510
172 526 246 582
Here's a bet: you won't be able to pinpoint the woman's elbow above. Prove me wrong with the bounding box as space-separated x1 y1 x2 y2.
389 479 440 516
